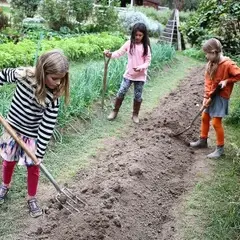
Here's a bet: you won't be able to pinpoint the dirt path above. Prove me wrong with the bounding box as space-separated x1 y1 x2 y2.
18 66 206 240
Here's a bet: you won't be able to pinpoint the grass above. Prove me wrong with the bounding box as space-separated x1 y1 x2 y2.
0 54 202 239
177 81 240 240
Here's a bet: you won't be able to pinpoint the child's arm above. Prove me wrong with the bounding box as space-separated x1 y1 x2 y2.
110 41 130 59
135 46 152 71
35 100 59 160
204 76 212 99
0 68 19 85
225 62 240 83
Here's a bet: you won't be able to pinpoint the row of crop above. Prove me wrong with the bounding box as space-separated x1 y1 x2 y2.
0 32 125 69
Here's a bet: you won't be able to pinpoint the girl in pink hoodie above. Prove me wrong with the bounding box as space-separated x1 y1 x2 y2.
104 23 151 123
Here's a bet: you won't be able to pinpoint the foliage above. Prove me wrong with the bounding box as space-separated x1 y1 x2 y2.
182 48 205 61
91 5 120 32
179 10 194 23
70 0 94 23
0 33 125 69
182 0 201 11
39 0 71 31
10 0 40 24
181 0 240 55
226 82 240 125
132 6 171 25
160 0 201 10
119 10 163 37
39 0 96 31
0 7 8 30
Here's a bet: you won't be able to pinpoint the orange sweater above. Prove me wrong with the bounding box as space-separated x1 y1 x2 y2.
204 57 240 99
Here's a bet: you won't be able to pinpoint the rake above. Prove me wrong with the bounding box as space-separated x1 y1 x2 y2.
172 84 222 137
0 115 86 213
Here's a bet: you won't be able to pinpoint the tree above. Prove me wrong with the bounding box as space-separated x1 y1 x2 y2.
11 0 41 18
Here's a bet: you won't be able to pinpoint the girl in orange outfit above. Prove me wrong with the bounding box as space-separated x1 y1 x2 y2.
190 38 240 158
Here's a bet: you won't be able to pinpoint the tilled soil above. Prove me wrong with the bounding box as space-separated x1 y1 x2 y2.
19 66 206 240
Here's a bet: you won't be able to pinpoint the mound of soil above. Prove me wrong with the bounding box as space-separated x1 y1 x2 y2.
20 67 205 240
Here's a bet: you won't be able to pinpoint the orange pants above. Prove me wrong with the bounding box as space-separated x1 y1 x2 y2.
200 112 224 146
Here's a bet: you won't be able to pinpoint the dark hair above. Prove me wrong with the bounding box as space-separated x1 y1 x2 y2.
130 23 151 57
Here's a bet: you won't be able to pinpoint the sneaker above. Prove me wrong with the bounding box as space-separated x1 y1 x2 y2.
27 198 43 218
189 138 208 148
207 146 224 159
0 185 9 205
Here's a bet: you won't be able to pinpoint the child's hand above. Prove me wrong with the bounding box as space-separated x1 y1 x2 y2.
202 98 210 107
35 158 42 165
133 67 142 72
219 80 228 88
104 50 112 58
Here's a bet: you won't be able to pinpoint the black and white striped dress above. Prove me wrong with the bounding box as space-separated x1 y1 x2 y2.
0 68 59 165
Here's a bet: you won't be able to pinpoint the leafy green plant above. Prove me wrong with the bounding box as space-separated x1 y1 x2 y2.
10 0 41 24
70 0 94 23
39 0 71 31
131 6 171 25
92 5 120 32
0 7 8 30
182 48 205 61
181 0 240 55
11 0 40 17
0 33 125 68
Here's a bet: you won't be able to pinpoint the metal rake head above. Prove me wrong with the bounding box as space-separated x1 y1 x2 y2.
56 187 87 213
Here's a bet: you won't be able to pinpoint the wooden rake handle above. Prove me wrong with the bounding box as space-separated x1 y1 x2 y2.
101 53 111 109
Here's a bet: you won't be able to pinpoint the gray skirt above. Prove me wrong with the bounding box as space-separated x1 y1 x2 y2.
205 95 229 118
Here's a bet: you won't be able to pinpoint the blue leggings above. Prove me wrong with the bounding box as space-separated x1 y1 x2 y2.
117 78 144 102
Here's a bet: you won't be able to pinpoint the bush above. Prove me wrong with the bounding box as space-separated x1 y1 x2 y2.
181 0 240 55
0 7 8 30
182 48 205 61
0 33 125 68
119 10 163 37
132 6 171 25
39 0 71 31
70 0 94 23
92 5 120 32
10 0 40 23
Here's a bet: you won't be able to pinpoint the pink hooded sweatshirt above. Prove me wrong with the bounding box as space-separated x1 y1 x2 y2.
111 40 151 81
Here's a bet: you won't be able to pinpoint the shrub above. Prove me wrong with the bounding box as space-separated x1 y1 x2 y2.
132 6 171 25
10 0 40 24
70 0 94 23
92 5 120 32
119 10 163 37
0 7 8 30
39 0 71 31
181 0 240 55
182 48 205 61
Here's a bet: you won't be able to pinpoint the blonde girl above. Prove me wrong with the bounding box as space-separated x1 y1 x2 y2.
0 50 69 217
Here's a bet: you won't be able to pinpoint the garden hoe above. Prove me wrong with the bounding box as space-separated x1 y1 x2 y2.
173 84 222 137
101 53 111 109
0 115 87 213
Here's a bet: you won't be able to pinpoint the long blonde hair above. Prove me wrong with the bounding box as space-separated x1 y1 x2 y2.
202 38 223 80
35 50 70 105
